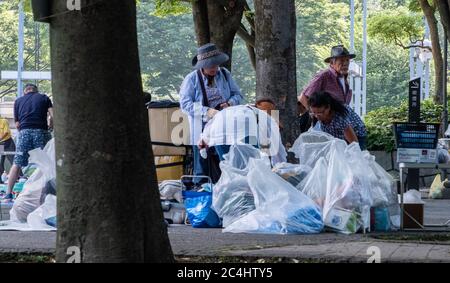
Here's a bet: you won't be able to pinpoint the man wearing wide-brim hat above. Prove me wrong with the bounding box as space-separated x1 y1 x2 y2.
179 43 243 181
298 45 356 109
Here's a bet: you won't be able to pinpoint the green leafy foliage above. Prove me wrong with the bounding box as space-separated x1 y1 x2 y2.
365 40 410 111
0 0 434 112
152 0 190 17
368 8 423 48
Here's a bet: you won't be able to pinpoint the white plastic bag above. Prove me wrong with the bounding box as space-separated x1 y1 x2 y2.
159 180 183 203
10 139 55 222
27 194 56 230
403 190 424 204
223 158 323 234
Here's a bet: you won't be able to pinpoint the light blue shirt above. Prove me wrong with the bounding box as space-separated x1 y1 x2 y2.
179 68 243 144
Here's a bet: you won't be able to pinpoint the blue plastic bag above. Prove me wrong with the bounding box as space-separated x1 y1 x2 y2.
182 190 222 228
374 207 390 232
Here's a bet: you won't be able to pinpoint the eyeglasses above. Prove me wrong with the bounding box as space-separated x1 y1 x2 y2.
309 109 328 116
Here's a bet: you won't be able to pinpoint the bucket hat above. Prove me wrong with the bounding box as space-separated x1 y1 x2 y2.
192 43 229 69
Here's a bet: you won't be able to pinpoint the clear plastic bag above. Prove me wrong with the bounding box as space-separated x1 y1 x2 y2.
221 144 268 171
290 130 344 168
362 151 400 229
345 143 386 207
297 157 328 208
322 141 372 234
272 162 312 187
212 145 264 227
223 158 323 234
212 164 255 227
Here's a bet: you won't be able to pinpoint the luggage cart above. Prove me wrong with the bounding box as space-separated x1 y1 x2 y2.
180 175 213 192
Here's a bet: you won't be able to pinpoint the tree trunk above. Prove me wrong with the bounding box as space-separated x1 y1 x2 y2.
419 0 444 104
50 0 174 263
255 0 297 146
192 0 210 46
191 0 245 71
436 0 450 43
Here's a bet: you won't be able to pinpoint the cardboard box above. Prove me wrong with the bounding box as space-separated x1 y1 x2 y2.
324 207 358 233
155 156 184 182
397 148 437 163
148 107 190 156
403 203 424 229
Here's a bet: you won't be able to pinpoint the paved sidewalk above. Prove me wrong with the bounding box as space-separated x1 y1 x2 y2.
0 199 449 262
168 225 450 263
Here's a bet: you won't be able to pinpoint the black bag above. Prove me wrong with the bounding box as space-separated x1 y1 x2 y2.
206 147 222 184
197 70 223 184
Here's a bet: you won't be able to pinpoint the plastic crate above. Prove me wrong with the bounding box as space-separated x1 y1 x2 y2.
393 122 440 149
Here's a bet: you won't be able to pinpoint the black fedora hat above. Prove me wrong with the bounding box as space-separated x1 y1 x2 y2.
192 43 229 69
324 45 356 63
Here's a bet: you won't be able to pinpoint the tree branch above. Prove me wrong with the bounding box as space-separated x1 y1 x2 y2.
236 24 255 47
393 36 408 49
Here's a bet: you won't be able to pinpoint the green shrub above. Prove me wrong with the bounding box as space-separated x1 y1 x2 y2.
364 98 445 152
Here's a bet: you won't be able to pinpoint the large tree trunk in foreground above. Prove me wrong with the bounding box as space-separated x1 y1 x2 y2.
50 0 174 263
255 0 298 146
419 0 444 104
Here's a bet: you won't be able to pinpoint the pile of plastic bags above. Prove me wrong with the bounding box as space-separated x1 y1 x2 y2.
213 144 324 234
292 131 400 234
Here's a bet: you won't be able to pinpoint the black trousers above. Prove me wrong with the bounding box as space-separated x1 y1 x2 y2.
0 138 16 175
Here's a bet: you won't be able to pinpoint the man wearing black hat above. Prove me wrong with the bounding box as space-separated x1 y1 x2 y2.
179 43 243 181
1 83 53 201
298 45 356 109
